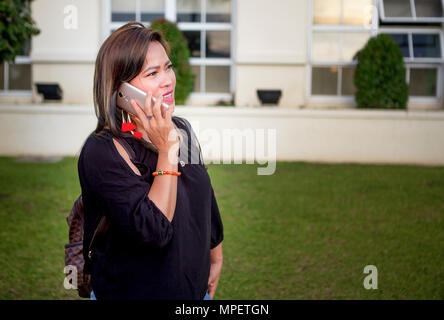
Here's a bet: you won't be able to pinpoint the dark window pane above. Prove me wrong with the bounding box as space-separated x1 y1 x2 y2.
191 66 201 92
412 34 441 58
183 31 201 57
409 68 437 96
206 31 230 58
206 0 231 22
0 63 4 90
177 0 201 22
8 64 31 90
415 0 443 17
383 0 412 17
386 33 410 57
111 13 136 21
140 13 164 21
111 0 136 21
177 13 201 22
312 67 338 95
341 66 356 95
19 38 31 56
206 66 230 93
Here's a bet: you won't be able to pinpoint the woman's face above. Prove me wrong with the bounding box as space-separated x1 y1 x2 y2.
129 41 176 112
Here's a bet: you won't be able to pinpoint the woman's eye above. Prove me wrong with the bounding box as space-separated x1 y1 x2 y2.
168 64 174 70
147 72 157 77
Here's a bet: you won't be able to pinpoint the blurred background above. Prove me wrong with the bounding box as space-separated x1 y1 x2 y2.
0 0 443 300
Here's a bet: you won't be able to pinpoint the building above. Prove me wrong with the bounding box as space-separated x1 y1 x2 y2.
1 0 443 109
1 0 443 166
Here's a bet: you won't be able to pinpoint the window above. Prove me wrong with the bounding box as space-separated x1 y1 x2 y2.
0 0 32 95
0 38 32 94
178 0 233 95
309 0 374 97
409 67 438 96
107 0 234 99
381 30 443 61
380 0 444 22
309 0 444 102
111 0 165 23
313 0 373 26
381 29 443 98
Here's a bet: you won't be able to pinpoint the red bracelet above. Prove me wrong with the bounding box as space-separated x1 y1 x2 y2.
152 170 181 177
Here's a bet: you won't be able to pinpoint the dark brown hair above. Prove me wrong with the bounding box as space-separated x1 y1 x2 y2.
92 21 170 148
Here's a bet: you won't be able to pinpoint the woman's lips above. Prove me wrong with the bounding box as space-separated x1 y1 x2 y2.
163 91 174 104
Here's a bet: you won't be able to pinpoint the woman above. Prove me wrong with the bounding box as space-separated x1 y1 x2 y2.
78 22 223 300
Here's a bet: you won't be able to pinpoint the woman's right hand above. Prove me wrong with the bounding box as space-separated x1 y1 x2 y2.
130 92 179 155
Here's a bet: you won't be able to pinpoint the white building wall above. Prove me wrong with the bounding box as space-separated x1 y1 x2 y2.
235 0 308 108
1 105 443 167
30 0 102 104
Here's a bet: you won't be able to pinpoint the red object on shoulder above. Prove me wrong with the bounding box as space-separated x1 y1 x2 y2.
133 131 143 139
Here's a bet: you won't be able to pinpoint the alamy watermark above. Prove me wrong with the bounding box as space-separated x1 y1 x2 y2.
64 5 78 30
172 120 277 175
363 265 378 290
63 265 77 290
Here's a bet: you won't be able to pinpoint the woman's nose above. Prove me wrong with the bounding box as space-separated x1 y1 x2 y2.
160 71 173 87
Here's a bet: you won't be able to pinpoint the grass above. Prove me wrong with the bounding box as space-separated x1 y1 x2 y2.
0 157 443 300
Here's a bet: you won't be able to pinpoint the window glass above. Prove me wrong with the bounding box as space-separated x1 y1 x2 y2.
111 0 136 21
312 32 341 62
183 31 201 57
8 64 31 90
206 0 231 23
312 67 338 95
341 66 356 95
206 31 230 58
343 0 373 25
313 0 341 24
386 34 410 57
206 66 230 92
0 63 4 90
409 68 437 96
19 38 31 56
140 0 165 22
342 32 371 61
191 66 201 92
177 0 201 22
415 0 443 18
383 0 412 17
412 34 441 58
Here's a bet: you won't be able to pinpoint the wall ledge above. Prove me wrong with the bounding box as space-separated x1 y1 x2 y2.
1 104 444 121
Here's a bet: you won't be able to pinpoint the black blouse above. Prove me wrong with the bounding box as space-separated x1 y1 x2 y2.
77 116 223 300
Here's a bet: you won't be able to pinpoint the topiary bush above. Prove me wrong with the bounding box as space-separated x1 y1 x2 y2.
150 18 194 105
354 34 408 109
0 0 40 64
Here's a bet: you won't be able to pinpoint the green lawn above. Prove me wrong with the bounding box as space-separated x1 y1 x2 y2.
0 157 443 300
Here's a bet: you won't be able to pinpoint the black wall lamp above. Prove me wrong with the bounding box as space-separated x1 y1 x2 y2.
35 83 63 101
257 89 282 106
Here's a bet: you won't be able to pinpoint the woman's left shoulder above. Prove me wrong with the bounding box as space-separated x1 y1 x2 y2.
172 116 192 131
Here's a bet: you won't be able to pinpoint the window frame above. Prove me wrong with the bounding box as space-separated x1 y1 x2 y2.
379 0 444 23
307 0 443 103
307 0 379 100
378 28 444 63
0 0 33 96
103 0 236 101
407 63 442 100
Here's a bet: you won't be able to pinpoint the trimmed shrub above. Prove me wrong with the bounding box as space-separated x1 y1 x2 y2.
0 0 40 64
150 18 194 105
354 34 408 109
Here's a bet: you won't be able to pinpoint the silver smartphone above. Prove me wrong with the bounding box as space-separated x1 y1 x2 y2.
116 82 169 116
